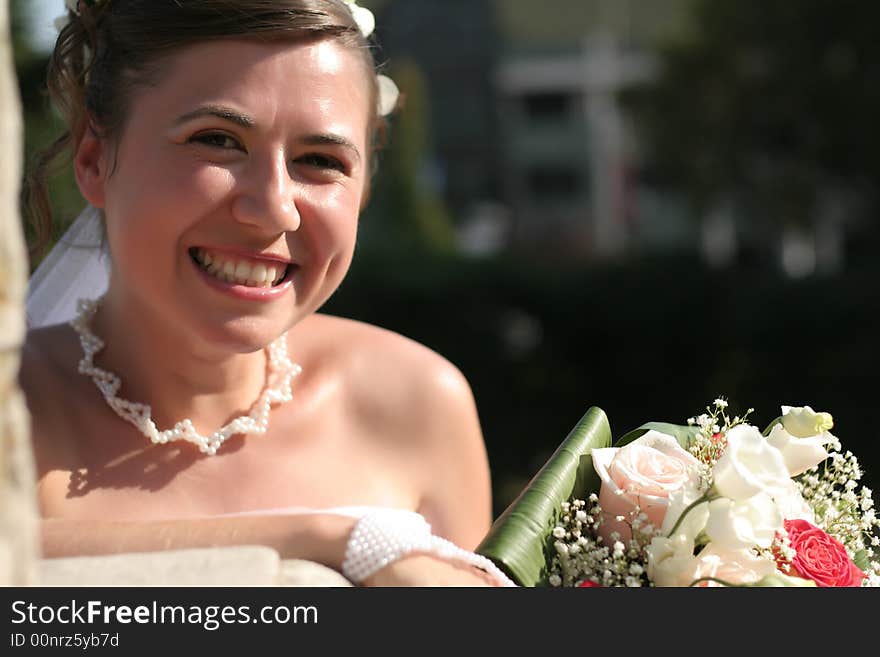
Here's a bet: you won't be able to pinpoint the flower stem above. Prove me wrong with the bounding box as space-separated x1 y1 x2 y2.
666 493 712 538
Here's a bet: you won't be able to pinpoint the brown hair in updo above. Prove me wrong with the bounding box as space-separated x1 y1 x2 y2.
26 0 388 260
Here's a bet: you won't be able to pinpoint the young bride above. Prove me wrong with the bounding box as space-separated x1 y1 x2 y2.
20 0 512 587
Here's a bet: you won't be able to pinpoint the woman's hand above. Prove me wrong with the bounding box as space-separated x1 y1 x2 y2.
362 554 502 587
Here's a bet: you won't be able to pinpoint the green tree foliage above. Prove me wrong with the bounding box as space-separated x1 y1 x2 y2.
11 0 49 114
12 0 82 268
362 58 456 254
626 0 880 227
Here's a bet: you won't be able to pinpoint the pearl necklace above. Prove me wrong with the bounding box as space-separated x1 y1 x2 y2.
71 297 302 456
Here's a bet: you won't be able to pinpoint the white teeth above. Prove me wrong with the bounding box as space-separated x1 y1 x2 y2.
234 261 252 280
195 249 288 288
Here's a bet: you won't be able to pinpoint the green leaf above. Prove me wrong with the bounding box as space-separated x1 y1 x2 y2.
615 422 700 450
475 406 612 587
854 548 870 573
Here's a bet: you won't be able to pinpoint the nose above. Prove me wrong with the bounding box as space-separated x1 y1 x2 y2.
231 153 301 233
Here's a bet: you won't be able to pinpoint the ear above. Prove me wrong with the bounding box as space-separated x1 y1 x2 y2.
73 122 109 208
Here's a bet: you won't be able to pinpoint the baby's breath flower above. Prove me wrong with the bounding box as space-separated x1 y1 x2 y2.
796 445 880 585
546 495 657 587
547 401 879 587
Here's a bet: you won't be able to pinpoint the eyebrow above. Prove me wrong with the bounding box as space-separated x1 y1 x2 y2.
174 105 256 128
300 134 362 164
174 105 362 163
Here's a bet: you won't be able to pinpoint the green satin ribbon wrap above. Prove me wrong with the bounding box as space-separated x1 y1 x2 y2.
475 407 612 587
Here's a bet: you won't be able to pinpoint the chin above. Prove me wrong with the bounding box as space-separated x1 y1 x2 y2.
191 315 293 355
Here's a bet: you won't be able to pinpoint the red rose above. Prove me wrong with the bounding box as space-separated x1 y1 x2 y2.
578 579 602 588
784 519 865 587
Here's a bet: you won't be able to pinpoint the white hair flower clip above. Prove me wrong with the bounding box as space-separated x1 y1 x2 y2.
342 0 376 38
341 2 399 116
377 74 400 117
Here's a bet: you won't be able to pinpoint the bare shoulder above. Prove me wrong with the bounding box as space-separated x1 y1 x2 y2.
19 324 86 467
19 324 80 404
296 313 477 434
294 314 493 548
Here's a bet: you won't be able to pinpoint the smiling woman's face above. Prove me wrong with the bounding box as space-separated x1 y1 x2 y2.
78 37 372 351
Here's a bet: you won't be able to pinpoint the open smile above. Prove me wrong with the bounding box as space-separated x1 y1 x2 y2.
188 247 299 301
189 247 296 289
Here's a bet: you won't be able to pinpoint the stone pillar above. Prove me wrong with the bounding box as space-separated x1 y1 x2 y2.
0 0 39 586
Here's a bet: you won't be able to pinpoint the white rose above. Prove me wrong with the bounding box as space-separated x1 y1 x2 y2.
704 493 783 550
659 484 708 537
712 424 790 500
766 423 833 477
690 544 778 587
592 430 702 544
773 478 815 523
781 405 834 438
645 534 702 587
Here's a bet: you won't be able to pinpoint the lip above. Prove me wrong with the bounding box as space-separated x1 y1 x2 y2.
190 252 297 301
194 245 294 266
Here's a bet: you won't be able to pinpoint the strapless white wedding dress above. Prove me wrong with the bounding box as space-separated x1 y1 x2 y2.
213 505 414 520
212 505 516 587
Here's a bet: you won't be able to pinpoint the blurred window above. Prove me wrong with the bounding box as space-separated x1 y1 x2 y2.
526 166 579 200
523 92 572 124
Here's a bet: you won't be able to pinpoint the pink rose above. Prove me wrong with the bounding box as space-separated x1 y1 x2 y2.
783 519 865 587
592 430 701 545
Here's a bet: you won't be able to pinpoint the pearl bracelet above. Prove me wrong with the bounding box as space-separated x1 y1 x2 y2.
341 509 516 587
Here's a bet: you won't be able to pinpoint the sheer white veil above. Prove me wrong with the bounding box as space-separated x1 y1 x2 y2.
25 204 110 329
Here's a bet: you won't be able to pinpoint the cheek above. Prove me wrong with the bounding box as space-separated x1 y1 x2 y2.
324 210 358 283
185 167 238 214
302 185 361 252
113 164 231 229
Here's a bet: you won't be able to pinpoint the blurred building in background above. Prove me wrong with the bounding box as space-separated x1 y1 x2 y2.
370 0 502 254
370 0 877 274
494 1 689 259
373 0 696 260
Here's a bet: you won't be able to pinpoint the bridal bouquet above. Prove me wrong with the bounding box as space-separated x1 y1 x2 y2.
476 400 879 587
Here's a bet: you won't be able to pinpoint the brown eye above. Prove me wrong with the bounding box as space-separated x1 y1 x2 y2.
190 132 244 151
297 153 345 172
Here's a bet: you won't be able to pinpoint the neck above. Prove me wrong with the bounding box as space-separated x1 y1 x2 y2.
89 288 274 436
